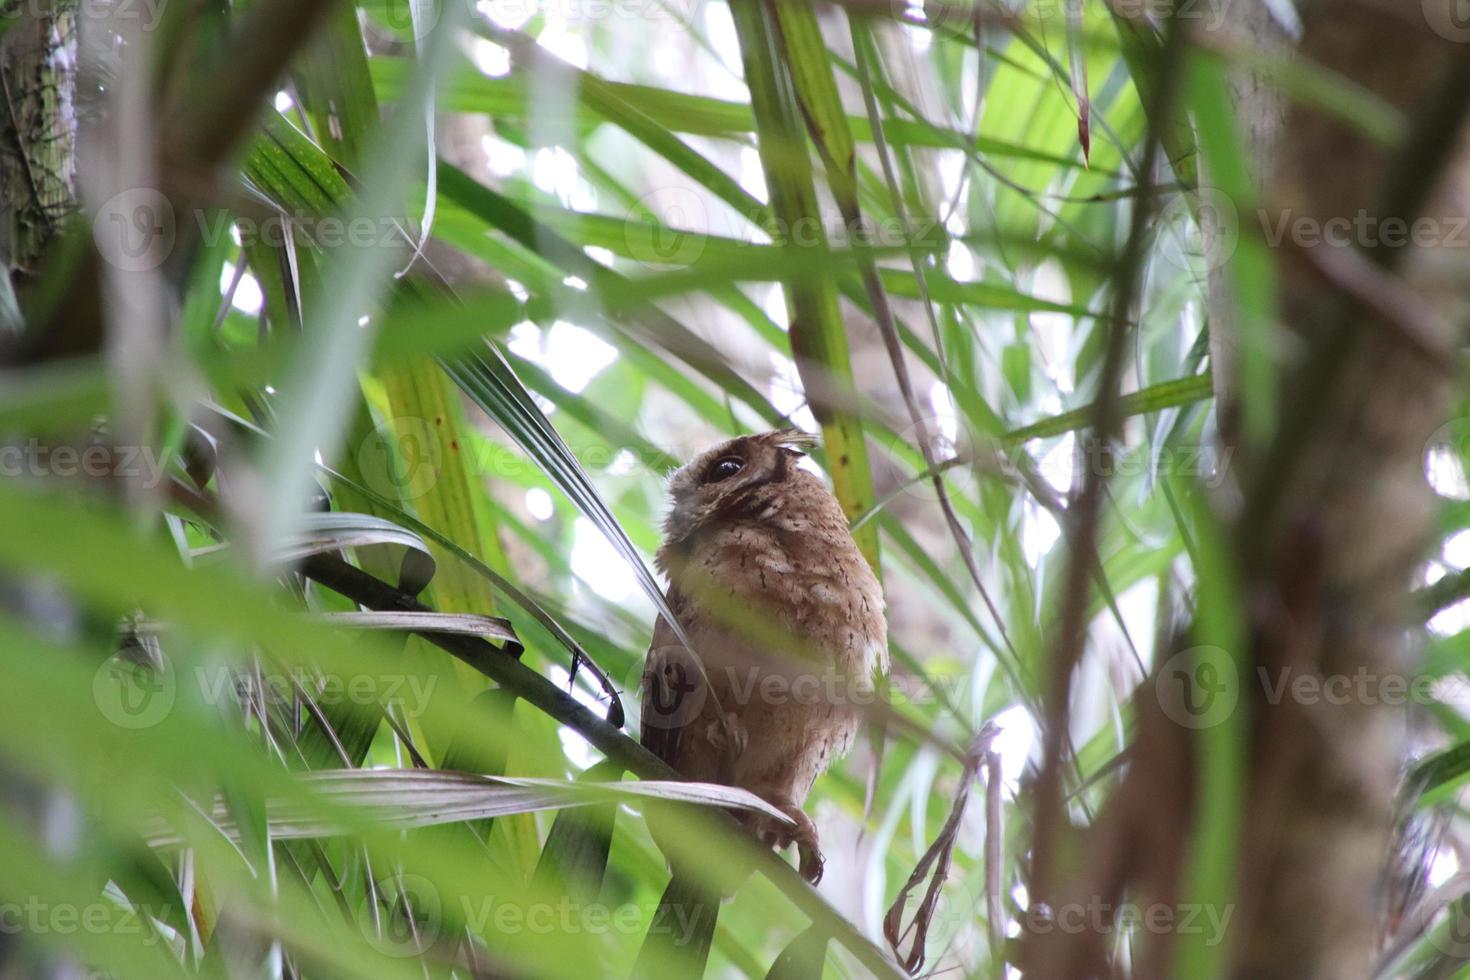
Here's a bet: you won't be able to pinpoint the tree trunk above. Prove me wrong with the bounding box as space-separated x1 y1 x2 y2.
1035 3 1470 977
0 13 84 979
1229 2 1469 974
0 1 77 275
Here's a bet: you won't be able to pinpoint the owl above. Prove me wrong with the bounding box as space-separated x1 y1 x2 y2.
640 429 888 883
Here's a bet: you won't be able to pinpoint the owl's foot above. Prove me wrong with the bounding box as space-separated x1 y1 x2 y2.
795 834 824 885
756 802 824 885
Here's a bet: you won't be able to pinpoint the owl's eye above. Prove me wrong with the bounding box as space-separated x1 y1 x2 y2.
705 456 745 483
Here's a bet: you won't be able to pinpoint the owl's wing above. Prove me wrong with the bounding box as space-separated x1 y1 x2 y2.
639 614 685 771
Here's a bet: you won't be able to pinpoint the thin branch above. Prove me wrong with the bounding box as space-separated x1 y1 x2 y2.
984 749 1005 955
884 725 999 973
298 551 671 780
298 551 910 980
322 462 628 728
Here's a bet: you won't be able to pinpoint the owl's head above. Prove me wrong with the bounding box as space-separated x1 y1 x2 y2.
659 429 819 557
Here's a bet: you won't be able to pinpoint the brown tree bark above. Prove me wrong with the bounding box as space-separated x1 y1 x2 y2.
1227 2 1469 974
1034 2 1470 977
0 1 77 277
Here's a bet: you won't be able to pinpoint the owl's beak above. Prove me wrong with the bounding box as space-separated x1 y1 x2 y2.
661 495 700 551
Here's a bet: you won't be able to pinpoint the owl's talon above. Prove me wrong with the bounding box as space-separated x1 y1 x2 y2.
797 839 824 885
786 812 823 885
722 714 748 759
764 801 823 885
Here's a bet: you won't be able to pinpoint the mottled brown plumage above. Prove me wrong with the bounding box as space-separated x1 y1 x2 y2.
640 430 888 883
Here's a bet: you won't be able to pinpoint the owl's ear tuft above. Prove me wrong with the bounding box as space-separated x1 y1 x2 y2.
769 428 818 456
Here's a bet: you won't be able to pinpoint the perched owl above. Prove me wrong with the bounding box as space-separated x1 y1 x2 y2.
640 429 888 883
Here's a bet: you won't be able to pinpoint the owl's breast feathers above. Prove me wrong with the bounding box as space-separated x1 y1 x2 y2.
641 468 887 792
672 467 886 680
